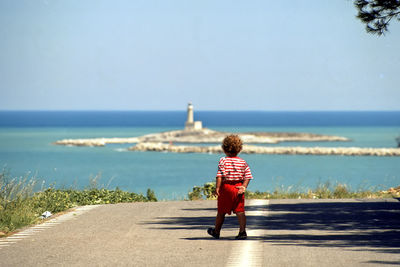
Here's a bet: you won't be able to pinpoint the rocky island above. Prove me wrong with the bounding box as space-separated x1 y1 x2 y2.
54 103 400 157
53 128 349 146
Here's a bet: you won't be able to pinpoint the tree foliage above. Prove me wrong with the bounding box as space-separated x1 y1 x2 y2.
355 0 400 35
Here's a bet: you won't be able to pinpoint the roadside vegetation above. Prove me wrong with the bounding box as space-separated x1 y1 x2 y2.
2 169 398 235
0 170 157 235
188 181 399 200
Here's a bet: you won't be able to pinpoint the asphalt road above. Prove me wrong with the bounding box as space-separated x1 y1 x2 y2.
1 198 399 266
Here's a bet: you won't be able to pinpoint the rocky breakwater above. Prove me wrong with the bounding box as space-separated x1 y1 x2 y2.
129 142 400 157
130 142 222 153
54 137 140 147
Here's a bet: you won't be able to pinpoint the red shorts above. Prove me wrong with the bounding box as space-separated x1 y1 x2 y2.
217 182 245 215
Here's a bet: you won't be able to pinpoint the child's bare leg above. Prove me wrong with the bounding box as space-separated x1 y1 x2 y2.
236 212 246 232
215 212 225 234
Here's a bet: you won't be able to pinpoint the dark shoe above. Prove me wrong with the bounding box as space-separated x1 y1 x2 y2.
207 228 220 239
235 231 247 240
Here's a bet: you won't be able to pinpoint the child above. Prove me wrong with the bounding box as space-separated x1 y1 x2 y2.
207 134 253 240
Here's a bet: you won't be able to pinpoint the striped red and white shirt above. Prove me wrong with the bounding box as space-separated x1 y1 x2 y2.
216 157 253 182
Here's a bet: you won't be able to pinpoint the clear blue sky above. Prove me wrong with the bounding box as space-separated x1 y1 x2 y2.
0 0 399 111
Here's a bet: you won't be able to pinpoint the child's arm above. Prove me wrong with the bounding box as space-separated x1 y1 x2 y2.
215 177 222 196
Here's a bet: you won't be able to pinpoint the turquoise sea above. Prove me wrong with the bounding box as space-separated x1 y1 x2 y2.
0 111 400 200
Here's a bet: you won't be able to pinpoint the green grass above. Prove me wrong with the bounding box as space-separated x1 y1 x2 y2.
188 181 398 200
0 171 157 234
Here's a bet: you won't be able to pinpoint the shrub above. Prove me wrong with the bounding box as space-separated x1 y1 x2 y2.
314 182 332 199
146 189 157 202
188 186 203 200
0 171 39 232
188 182 217 200
202 182 216 199
33 188 75 213
333 184 351 198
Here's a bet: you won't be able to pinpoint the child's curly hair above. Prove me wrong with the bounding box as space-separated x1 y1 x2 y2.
221 135 243 157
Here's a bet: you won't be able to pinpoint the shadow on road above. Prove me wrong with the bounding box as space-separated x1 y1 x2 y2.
258 200 400 253
147 200 400 253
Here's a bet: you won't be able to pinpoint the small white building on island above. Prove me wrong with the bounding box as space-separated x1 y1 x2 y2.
185 103 202 130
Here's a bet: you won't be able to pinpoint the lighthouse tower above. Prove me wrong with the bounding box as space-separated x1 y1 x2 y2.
185 103 202 130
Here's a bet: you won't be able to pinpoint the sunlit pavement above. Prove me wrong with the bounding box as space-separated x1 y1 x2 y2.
1 199 399 266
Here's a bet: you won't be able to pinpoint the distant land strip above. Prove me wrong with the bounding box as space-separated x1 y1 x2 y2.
130 142 400 157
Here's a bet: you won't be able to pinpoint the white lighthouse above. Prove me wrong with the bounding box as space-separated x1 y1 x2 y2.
185 103 202 130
